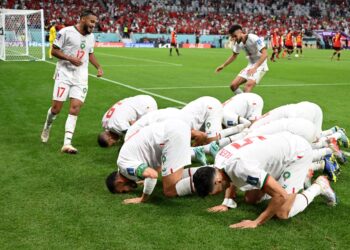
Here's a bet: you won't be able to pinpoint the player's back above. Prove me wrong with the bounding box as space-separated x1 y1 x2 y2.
215 132 311 189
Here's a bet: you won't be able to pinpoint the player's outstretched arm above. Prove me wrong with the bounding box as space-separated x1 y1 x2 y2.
215 53 238 73
51 45 82 66
123 167 158 204
208 184 237 212
230 176 288 229
89 53 103 77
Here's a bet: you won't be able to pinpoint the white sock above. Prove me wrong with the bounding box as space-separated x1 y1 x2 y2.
312 139 328 149
175 177 193 196
64 114 78 146
218 132 247 148
234 88 243 94
310 160 325 171
312 148 332 162
288 184 321 218
320 128 334 137
182 167 201 178
45 107 57 129
218 124 245 138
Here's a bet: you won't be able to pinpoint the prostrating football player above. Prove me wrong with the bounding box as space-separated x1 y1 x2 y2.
98 95 157 147
215 24 268 94
193 132 337 229
222 92 264 128
41 10 103 154
106 120 200 204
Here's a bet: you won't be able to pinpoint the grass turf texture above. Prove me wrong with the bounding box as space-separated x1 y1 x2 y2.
1 48 350 249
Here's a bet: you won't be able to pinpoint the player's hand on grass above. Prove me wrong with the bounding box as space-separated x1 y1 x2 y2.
215 65 224 73
229 220 258 229
207 205 229 212
123 197 144 204
97 67 104 77
69 57 83 66
247 67 257 76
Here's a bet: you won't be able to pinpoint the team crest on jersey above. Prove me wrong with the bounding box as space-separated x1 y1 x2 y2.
283 171 291 181
206 122 211 129
80 41 86 49
161 155 167 164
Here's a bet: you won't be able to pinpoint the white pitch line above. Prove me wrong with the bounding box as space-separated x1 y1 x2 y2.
43 60 187 105
99 64 177 67
141 82 350 90
95 52 183 66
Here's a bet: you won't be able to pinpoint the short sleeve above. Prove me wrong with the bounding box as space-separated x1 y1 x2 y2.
89 36 95 54
53 29 66 49
232 158 268 191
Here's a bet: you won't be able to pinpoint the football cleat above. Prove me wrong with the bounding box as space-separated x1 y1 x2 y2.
323 154 340 182
61 144 78 154
314 176 338 206
193 147 207 166
209 141 220 158
337 129 349 148
41 124 51 143
328 138 348 165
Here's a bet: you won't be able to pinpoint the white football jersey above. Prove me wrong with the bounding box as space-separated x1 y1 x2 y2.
125 108 191 141
223 93 264 127
182 96 223 138
214 132 311 191
232 34 268 70
53 26 95 85
117 120 191 181
102 95 157 135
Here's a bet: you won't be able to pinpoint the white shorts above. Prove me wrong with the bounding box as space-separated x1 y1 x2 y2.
53 80 88 102
249 118 317 143
277 146 313 194
238 65 267 84
205 100 224 139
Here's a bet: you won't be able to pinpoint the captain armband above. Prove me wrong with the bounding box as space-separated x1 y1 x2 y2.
136 163 148 179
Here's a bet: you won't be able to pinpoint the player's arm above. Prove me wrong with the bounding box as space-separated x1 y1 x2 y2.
123 167 158 204
247 47 267 75
208 183 237 212
215 52 238 73
51 45 82 66
89 53 103 77
230 175 288 229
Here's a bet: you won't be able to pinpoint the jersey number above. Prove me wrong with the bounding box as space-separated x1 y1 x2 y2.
231 136 266 150
76 50 85 60
56 87 66 98
106 107 115 119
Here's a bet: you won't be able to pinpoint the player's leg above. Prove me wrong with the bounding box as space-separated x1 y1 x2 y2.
49 42 53 59
230 75 247 94
337 50 341 61
243 79 256 92
175 44 180 56
61 85 87 153
41 81 69 143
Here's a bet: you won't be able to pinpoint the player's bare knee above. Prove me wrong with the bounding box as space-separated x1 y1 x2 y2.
276 209 289 220
69 106 81 115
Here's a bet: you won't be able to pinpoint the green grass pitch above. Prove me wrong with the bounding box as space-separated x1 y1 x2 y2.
1 48 350 249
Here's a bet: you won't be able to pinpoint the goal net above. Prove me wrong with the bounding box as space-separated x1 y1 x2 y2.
0 9 45 61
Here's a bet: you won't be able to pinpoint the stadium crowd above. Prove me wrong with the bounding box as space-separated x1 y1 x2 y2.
1 0 350 35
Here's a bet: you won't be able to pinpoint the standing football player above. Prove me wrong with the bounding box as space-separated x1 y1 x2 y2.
215 24 268 94
170 28 180 56
41 10 103 154
48 21 56 59
331 31 342 61
295 31 303 57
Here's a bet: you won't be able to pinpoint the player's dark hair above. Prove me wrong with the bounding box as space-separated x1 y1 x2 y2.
80 9 96 18
97 132 109 147
193 167 216 198
106 171 118 194
229 24 242 35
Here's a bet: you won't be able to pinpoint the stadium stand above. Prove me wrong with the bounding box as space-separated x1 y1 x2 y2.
1 0 349 36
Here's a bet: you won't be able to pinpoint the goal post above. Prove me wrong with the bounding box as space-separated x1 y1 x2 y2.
0 9 45 61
